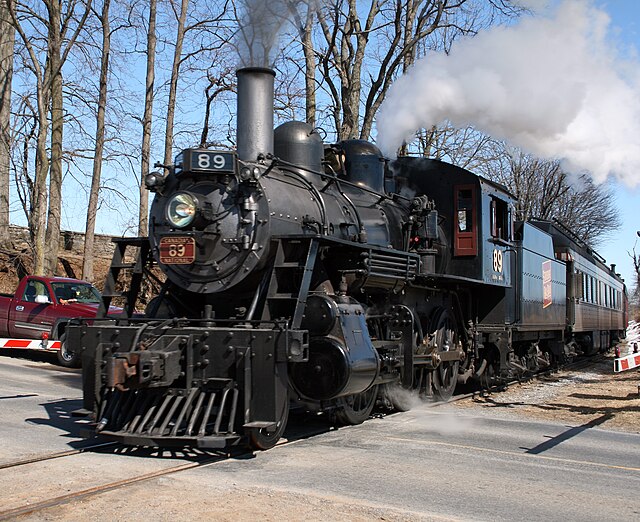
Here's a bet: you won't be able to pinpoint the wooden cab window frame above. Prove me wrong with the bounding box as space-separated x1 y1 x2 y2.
454 183 477 257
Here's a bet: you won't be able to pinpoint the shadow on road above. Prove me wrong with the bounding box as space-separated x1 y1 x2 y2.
523 413 614 454
24 398 91 447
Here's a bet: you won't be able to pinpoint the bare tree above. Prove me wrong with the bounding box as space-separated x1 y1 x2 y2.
82 0 111 282
8 0 92 275
139 0 157 237
309 0 524 142
7 1 51 274
45 0 93 274
484 148 621 247
163 0 189 166
0 0 14 247
43 0 65 275
629 237 640 321
286 1 318 125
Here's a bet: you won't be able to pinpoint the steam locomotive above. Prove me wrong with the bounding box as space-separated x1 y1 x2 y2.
69 67 627 450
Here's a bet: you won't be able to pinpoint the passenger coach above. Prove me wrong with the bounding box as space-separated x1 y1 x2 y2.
532 220 627 354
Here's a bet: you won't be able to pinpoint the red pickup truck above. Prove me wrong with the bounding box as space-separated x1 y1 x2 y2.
0 276 118 367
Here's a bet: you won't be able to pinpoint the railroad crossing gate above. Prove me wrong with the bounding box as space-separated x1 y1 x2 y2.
613 351 640 372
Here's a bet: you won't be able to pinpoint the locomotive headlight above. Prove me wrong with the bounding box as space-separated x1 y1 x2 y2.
167 192 197 228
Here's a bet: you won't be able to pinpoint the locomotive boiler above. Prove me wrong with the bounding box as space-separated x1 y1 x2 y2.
69 67 626 450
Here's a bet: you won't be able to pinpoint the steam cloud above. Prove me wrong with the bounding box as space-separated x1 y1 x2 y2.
235 0 292 67
376 0 640 187
236 1 318 68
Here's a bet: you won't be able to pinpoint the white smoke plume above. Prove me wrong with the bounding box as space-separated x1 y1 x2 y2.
235 1 317 68
235 0 293 67
376 0 640 187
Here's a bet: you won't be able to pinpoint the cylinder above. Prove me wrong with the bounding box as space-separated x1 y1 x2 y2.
236 67 275 162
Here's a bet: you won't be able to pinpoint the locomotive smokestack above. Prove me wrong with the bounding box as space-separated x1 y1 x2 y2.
236 67 275 161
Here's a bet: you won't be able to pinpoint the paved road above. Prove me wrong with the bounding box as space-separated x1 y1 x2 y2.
1 353 639 521
0 352 88 465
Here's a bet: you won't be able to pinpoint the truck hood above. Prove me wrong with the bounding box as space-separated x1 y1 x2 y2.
60 302 123 317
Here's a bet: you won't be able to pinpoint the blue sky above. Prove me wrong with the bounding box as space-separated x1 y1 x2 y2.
9 0 638 290
592 0 639 288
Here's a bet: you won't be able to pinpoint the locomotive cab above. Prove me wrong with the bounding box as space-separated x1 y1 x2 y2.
391 157 515 286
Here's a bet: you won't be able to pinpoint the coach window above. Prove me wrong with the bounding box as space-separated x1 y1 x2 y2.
454 184 477 256
584 276 589 303
599 281 603 306
576 270 583 301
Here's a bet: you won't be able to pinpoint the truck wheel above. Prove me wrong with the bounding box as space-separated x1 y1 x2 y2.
56 334 81 368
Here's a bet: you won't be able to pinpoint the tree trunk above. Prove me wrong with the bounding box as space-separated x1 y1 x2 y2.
44 0 64 275
0 0 14 248
163 0 188 166
139 0 157 237
83 0 111 282
32 91 50 276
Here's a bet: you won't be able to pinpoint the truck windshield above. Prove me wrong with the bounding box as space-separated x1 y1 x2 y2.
51 282 101 304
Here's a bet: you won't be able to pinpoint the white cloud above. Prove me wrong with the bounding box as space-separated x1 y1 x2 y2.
376 0 640 187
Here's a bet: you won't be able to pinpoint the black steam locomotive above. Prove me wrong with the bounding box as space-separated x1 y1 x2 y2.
69 68 627 450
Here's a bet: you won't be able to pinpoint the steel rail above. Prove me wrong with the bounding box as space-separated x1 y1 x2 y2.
0 426 326 521
433 354 607 406
0 355 608 519
0 441 119 471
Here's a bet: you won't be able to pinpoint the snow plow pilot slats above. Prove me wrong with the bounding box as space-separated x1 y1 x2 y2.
95 385 241 447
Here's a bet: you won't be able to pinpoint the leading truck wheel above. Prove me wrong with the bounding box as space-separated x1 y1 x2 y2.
247 394 289 451
55 334 81 368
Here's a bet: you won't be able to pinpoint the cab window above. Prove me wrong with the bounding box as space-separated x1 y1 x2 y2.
490 197 510 241
22 280 51 303
454 184 477 256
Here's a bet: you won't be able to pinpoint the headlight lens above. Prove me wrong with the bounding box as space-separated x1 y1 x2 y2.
167 193 197 228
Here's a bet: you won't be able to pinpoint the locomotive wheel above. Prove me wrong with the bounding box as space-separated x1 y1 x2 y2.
429 309 460 401
247 394 289 451
334 385 378 425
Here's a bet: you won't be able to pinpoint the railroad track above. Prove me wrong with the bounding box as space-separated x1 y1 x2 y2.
443 353 608 405
0 421 331 520
0 452 227 520
0 441 119 471
0 355 607 519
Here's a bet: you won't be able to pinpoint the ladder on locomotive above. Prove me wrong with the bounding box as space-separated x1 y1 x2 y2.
97 237 156 318
261 238 318 329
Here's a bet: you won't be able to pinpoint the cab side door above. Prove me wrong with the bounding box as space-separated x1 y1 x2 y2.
9 278 55 338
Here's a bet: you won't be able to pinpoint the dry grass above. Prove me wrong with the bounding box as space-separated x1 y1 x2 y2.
454 352 640 434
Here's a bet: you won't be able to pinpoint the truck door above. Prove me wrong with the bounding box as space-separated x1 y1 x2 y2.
9 279 55 338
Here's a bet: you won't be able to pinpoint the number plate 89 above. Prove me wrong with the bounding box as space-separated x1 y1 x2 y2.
159 237 196 264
